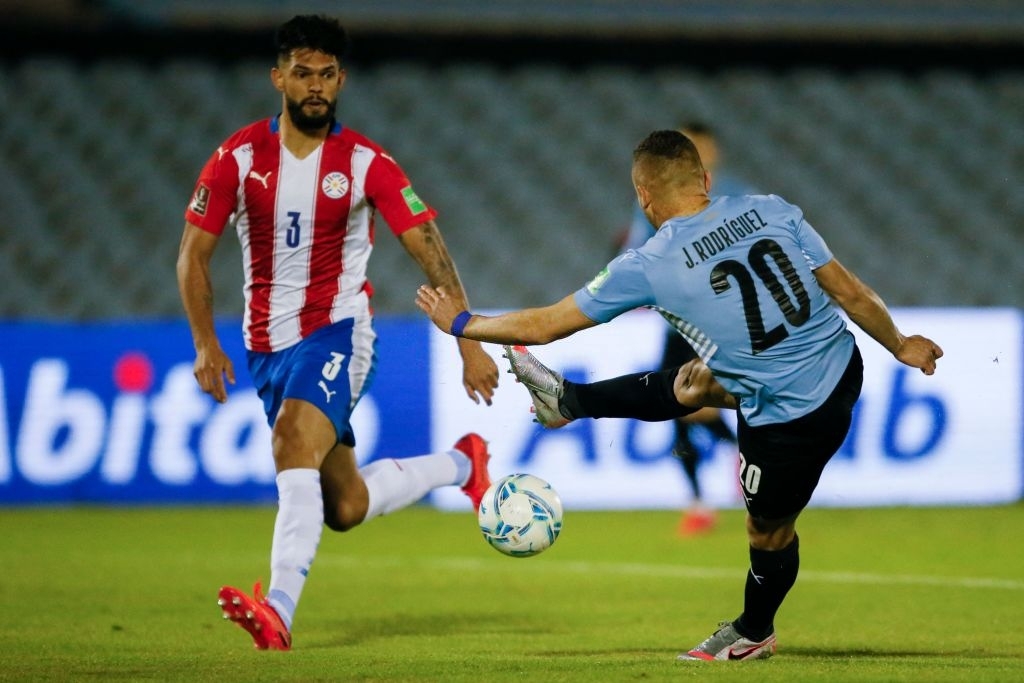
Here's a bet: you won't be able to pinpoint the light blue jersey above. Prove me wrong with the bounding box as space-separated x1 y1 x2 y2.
576 194 855 426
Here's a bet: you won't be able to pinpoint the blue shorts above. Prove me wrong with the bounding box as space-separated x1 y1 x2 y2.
247 317 378 446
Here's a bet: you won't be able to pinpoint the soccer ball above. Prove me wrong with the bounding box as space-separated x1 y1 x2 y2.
477 473 563 557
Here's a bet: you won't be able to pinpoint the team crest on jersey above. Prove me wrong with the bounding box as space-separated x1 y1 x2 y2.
322 172 350 199
189 184 210 216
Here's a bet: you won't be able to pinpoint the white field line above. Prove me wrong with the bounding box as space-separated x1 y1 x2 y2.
314 554 1024 591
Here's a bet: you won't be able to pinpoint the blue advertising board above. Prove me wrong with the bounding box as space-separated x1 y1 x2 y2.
0 318 430 504
2 309 1022 507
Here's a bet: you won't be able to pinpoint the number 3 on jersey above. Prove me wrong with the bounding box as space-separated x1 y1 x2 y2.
710 238 811 354
286 211 301 248
322 352 346 381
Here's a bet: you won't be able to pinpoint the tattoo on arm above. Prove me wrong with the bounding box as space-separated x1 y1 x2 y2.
409 221 469 307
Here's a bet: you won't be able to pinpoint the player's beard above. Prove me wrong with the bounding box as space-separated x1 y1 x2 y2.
286 96 337 134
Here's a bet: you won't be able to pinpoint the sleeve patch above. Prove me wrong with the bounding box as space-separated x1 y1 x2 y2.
585 267 611 295
188 184 211 216
401 186 427 214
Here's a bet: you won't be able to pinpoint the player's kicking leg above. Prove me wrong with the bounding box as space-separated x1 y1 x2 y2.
218 433 491 650
503 345 724 428
502 345 570 428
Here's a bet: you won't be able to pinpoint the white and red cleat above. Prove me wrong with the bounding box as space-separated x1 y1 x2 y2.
454 432 492 510
217 581 291 651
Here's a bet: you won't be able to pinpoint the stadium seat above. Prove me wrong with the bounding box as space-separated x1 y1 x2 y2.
1 58 1021 319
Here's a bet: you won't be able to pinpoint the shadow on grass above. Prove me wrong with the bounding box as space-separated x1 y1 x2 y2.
301 616 1022 663
307 611 558 649
781 646 1020 660
311 631 1024 663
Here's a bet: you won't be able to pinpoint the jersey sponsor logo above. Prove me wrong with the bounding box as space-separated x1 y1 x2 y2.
248 170 273 189
585 267 610 295
189 184 210 216
321 172 350 200
400 186 427 214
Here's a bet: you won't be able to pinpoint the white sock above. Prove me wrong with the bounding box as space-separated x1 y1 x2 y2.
266 468 323 631
361 450 469 522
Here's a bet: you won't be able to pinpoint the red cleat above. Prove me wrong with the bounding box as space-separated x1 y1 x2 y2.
217 581 292 651
454 432 492 510
678 508 717 537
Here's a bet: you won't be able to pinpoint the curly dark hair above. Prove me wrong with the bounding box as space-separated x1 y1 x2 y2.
274 15 352 62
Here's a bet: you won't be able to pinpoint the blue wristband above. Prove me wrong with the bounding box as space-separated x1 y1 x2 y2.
450 310 472 337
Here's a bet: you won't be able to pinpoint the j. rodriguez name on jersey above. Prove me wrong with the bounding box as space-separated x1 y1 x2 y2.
682 208 769 269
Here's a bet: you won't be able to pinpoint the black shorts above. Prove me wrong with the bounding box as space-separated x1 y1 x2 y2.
735 344 863 521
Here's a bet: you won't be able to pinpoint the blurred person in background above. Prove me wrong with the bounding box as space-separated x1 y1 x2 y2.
416 129 942 661
615 121 759 536
176 14 499 651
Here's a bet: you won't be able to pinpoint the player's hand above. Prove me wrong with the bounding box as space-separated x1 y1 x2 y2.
673 359 736 410
896 335 943 375
193 343 235 403
415 285 463 333
459 340 500 406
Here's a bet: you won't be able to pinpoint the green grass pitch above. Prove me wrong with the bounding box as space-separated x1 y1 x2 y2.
1 503 1021 682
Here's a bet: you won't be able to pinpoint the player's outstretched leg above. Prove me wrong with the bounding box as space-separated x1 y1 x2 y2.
217 581 292 651
677 621 776 661
454 432 492 509
502 345 570 428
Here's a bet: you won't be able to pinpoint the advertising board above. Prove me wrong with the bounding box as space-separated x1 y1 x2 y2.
1 309 1020 508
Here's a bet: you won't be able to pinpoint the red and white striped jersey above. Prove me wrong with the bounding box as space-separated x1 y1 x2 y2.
185 116 437 352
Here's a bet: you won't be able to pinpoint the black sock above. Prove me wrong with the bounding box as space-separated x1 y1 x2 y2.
560 369 697 421
735 534 800 641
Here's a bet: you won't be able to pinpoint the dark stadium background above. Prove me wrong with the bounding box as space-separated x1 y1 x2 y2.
1 0 1022 319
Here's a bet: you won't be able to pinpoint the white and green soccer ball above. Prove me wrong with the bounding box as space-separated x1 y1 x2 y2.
478 473 563 557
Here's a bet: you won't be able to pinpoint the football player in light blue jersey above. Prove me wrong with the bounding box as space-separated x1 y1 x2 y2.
416 129 943 662
613 121 755 537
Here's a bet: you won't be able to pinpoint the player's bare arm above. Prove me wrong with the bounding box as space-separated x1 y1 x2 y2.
177 222 235 403
416 287 598 345
399 220 499 404
814 258 943 375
